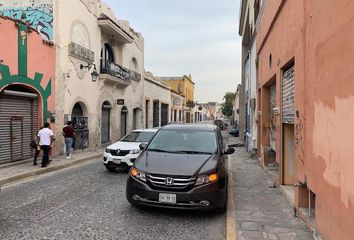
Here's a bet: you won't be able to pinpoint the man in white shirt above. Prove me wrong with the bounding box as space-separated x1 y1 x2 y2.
37 122 55 168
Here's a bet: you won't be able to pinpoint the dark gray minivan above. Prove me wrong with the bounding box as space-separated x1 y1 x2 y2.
126 124 235 212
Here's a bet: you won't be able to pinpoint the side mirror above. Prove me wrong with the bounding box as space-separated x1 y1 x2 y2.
224 147 235 155
139 143 147 150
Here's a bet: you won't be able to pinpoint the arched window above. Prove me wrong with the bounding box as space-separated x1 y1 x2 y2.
100 43 115 73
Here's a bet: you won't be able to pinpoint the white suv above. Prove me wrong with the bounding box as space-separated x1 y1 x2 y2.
103 129 158 172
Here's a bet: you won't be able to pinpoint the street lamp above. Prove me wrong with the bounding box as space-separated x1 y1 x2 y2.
80 63 98 82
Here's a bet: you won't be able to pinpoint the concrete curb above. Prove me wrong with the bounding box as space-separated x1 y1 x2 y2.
226 137 237 240
0 153 101 186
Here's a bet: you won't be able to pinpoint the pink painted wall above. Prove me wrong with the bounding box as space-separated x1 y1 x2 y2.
304 0 354 238
257 0 354 239
0 17 19 75
0 16 56 141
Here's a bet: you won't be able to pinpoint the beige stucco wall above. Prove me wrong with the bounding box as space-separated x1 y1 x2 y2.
143 76 171 128
54 0 144 152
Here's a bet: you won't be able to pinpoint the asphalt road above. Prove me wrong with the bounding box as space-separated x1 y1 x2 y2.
0 159 226 240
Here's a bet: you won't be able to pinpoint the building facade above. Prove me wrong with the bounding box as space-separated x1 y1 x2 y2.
256 0 354 239
143 72 171 128
239 0 262 154
54 0 145 153
0 0 145 159
159 75 195 123
0 16 55 164
170 90 184 123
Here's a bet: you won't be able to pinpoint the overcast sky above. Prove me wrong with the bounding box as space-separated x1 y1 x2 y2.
104 0 242 103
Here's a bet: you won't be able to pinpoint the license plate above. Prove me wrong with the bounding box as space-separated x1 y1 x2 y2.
159 193 177 204
112 159 121 164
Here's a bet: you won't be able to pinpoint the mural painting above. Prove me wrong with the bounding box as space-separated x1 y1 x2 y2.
0 0 53 41
0 20 53 123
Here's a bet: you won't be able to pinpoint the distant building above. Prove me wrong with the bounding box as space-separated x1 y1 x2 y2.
159 75 195 123
144 72 171 128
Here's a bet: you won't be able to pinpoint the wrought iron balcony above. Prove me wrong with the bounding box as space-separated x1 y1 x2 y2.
100 60 131 86
99 60 142 85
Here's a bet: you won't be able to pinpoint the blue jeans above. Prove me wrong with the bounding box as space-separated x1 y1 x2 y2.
65 138 73 157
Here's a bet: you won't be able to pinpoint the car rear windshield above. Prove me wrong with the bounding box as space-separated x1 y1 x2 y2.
147 129 218 154
121 131 155 142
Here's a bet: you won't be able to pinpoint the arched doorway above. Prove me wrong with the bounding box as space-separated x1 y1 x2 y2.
101 101 112 144
121 106 128 137
0 85 39 163
71 102 89 150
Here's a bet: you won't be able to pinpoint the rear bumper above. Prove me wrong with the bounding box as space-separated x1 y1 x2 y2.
126 176 226 210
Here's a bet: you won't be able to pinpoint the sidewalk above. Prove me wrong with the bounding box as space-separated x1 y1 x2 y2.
0 149 103 186
228 136 313 240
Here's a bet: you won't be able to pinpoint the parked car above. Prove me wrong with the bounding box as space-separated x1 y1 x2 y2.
229 126 239 137
126 124 235 212
103 129 158 172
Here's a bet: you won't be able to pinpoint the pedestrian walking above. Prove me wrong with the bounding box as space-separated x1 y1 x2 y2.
62 121 76 159
37 123 55 168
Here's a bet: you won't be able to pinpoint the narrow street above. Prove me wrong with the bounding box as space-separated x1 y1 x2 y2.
0 159 225 240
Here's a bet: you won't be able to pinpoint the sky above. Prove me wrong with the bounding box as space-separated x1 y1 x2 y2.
104 0 242 103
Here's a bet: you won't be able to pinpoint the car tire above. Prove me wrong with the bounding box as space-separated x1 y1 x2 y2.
105 164 117 172
215 179 228 213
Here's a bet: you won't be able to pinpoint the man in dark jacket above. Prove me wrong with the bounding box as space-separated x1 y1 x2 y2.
62 121 76 159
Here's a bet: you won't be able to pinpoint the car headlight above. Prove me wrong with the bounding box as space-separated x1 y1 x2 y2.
195 173 218 186
130 167 146 182
105 148 110 153
130 149 141 154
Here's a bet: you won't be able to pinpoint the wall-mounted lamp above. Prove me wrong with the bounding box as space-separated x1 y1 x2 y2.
80 63 98 82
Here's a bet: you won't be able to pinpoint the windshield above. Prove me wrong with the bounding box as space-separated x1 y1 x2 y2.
121 131 155 142
147 129 218 154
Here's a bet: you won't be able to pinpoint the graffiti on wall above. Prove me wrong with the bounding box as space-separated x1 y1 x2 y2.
0 0 53 41
295 110 305 163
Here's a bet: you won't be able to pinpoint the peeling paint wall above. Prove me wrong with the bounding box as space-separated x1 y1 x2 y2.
313 98 354 208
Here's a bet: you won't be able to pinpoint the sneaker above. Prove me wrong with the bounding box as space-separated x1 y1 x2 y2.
66 156 70 159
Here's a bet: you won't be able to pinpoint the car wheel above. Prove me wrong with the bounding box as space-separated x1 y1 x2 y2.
215 179 228 213
105 164 117 172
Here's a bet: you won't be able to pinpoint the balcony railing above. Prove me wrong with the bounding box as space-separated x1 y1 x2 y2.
101 60 131 82
100 60 142 85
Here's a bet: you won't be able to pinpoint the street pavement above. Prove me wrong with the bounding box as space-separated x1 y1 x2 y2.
0 131 315 240
0 159 226 240
228 137 314 240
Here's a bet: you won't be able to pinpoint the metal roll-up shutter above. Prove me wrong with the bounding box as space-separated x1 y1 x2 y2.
0 95 38 163
101 107 110 143
282 66 295 123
